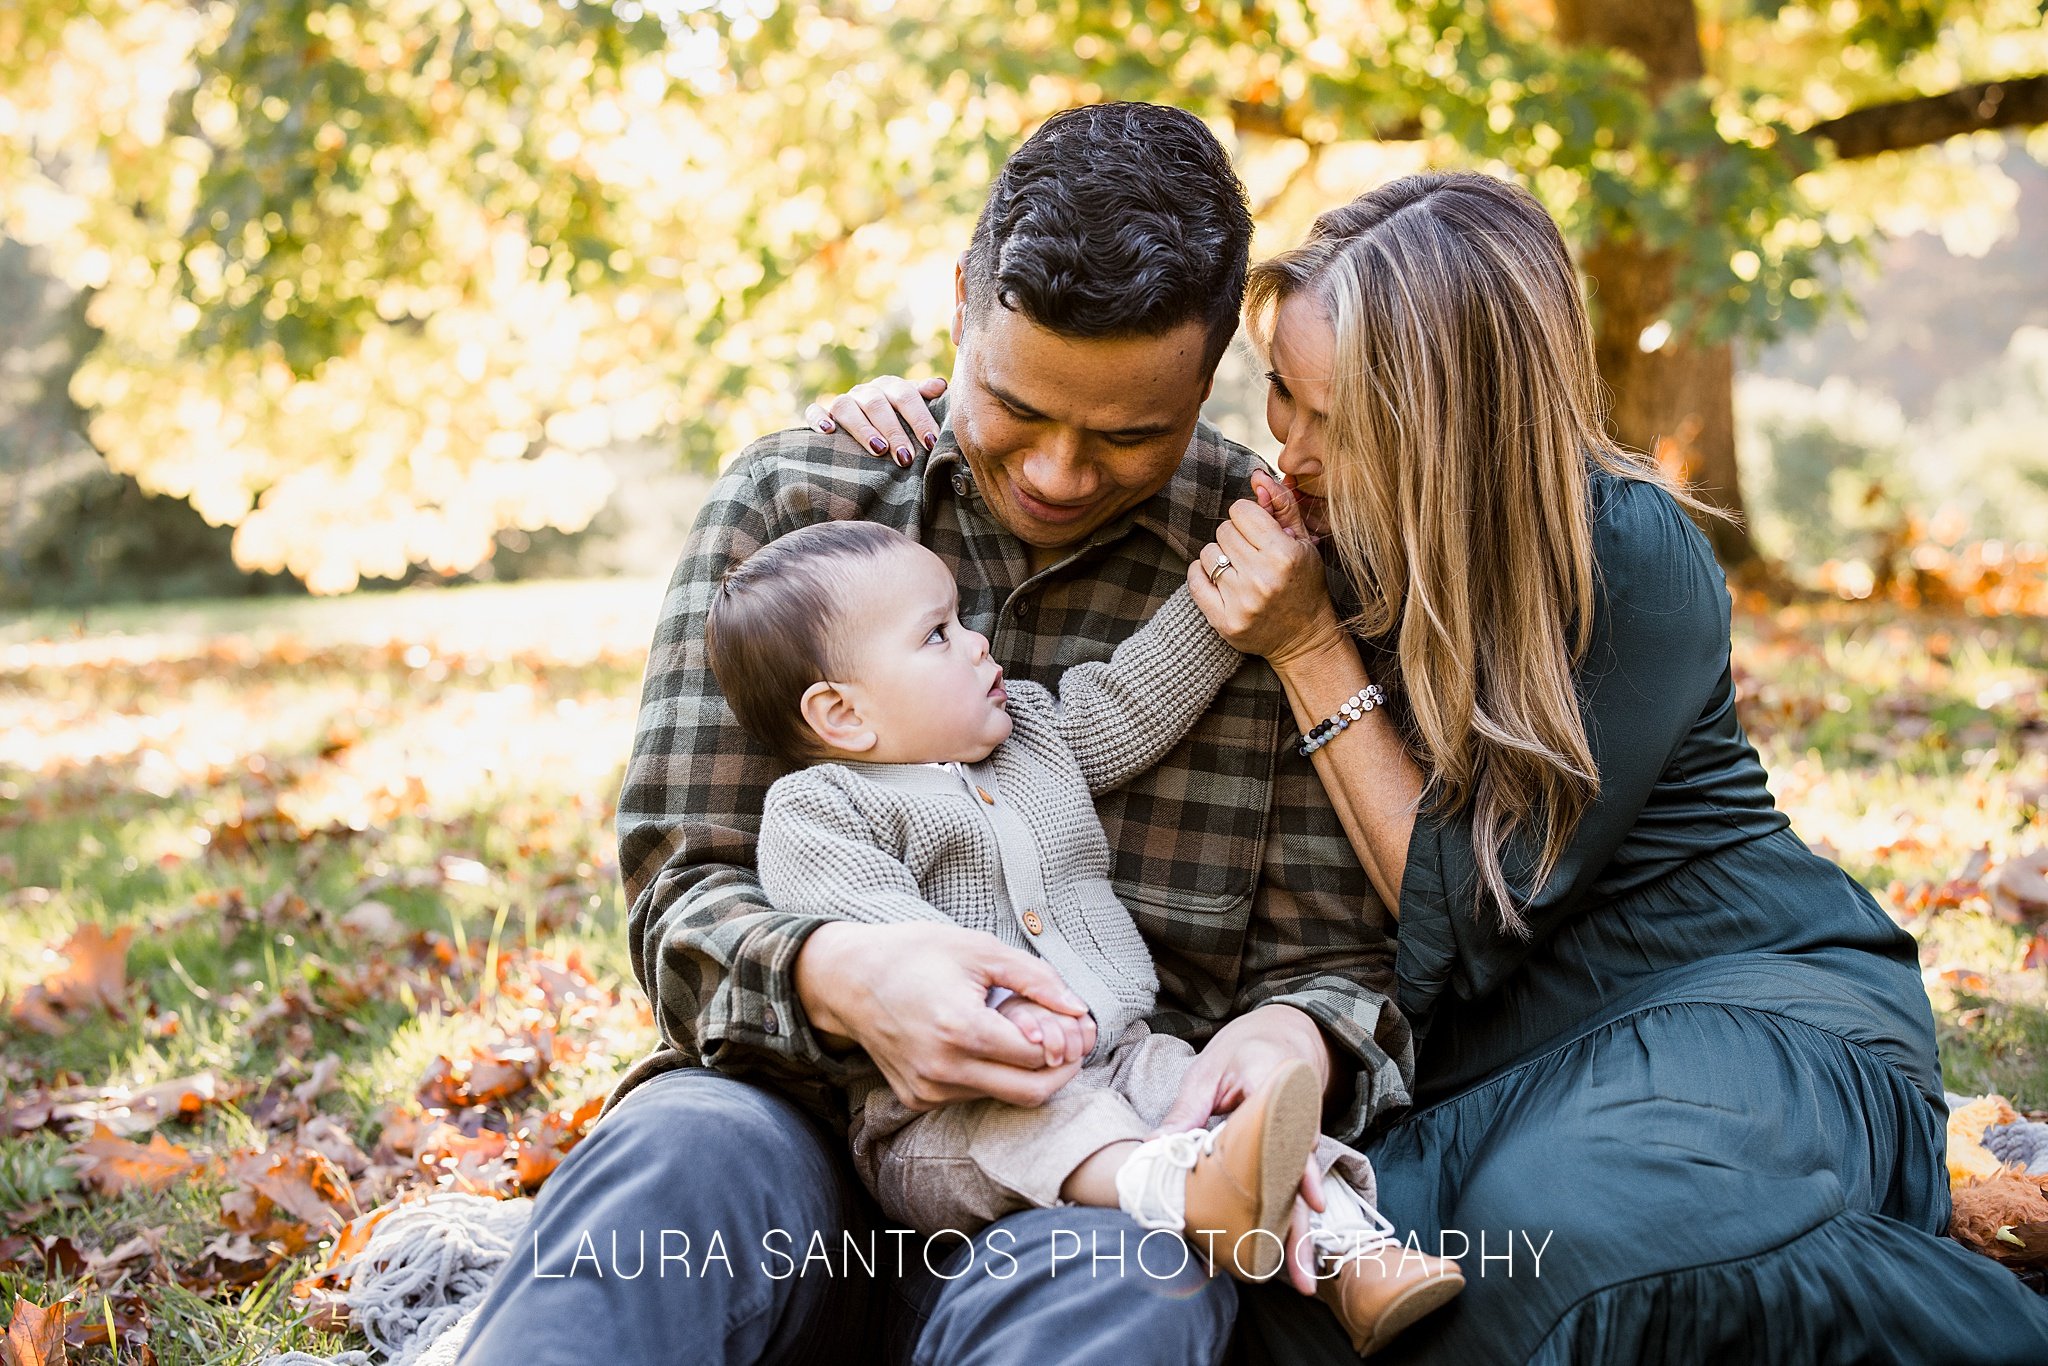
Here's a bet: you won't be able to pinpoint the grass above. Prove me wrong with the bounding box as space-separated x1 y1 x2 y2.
1 577 2045 1359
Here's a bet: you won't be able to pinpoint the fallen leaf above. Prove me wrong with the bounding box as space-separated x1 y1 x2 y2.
417 1027 553 1110
294 1115 370 1177
4 1073 233 1140
1990 848 2048 923
62 1290 149 1359
515 1096 605 1190
68 1126 203 1196
292 1054 344 1107
339 899 404 943
84 1230 167 1282
221 1146 357 1243
184 1232 273 1290
414 1125 516 1196
2 1298 69 1366
9 926 134 1034
118 1071 231 1131
0 1237 85 1282
294 1204 395 1298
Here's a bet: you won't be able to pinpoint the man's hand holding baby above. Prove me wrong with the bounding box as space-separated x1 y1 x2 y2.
995 993 1097 1069
797 921 1092 1113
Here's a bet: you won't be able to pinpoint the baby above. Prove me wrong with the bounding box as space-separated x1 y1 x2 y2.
706 519 1461 1353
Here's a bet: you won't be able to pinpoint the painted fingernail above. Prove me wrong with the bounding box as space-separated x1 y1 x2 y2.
895 445 913 463
869 436 889 455
819 417 836 433
922 432 937 451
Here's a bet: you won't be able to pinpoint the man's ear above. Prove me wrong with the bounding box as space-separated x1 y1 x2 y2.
951 257 968 348
799 680 877 756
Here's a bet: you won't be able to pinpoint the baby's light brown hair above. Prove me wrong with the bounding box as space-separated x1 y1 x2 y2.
704 519 912 764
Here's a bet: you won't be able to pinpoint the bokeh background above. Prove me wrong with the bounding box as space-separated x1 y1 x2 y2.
3 2 2048 1359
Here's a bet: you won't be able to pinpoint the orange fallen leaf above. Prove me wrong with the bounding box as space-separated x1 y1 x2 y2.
415 1125 516 1196
293 1204 396 1298
3 1297 69 1366
1941 967 1995 996
417 1027 553 1110
129 1071 229 1126
515 1096 605 1190
221 1148 356 1240
9 926 134 1034
68 1126 202 1196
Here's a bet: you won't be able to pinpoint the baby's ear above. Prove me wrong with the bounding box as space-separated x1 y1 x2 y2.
799 681 876 755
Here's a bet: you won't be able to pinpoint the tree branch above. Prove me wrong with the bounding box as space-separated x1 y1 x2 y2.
1228 99 1422 145
1808 74 2048 160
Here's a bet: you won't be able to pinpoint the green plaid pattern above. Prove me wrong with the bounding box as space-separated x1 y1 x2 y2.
616 412 1415 1144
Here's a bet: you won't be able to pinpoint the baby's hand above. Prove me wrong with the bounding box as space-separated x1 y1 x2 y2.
995 995 1096 1068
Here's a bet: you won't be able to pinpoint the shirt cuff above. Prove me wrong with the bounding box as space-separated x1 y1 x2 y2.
699 913 864 1088
1252 984 1413 1146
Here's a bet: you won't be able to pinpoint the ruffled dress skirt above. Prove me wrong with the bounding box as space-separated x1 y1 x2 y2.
1238 831 2048 1363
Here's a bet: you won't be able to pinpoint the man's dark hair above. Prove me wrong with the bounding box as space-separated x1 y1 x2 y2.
704 520 912 765
962 102 1253 374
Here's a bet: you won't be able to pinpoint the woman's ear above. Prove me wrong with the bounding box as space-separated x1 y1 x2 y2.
799 680 877 755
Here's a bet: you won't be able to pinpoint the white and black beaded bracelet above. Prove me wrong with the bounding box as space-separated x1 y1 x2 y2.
1297 683 1387 758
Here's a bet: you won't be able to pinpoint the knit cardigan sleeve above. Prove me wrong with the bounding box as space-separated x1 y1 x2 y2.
1006 584 1243 797
757 768 956 926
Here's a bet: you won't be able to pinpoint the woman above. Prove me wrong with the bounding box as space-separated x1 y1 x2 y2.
813 172 2048 1361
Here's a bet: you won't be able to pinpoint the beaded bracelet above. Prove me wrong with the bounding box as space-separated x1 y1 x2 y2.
1297 683 1386 758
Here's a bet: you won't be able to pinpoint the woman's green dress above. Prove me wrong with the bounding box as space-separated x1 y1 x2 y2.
1245 473 2048 1362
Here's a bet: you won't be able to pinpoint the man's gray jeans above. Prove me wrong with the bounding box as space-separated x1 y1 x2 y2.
451 1067 1261 1365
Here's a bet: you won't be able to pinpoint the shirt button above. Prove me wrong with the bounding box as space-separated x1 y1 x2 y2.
975 786 995 805
951 469 974 498
1021 911 1044 936
761 1008 779 1035
1012 596 1033 623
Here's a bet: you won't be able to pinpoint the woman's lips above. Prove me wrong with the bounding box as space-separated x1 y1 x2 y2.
1283 475 1329 536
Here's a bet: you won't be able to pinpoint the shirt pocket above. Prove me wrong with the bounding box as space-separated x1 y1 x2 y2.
1094 665 1279 1012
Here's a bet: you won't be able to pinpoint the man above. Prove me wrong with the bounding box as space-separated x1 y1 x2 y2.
457 101 1411 1365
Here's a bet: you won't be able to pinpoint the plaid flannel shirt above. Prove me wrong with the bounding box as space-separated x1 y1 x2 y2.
614 408 1416 1145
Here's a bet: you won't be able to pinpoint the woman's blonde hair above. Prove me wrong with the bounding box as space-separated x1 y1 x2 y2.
1247 172 1700 936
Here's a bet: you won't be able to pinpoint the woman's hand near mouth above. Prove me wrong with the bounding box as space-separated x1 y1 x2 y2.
1252 468 1326 541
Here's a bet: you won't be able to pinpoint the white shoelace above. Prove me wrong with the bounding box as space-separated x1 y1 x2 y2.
1114 1127 1221 1232
1306 1179 1403 1270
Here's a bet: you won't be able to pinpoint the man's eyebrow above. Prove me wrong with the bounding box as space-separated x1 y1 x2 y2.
985 379 1180 440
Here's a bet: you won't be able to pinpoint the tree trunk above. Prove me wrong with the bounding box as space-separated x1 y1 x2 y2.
1556 0 1760 569
1581 240 1753 568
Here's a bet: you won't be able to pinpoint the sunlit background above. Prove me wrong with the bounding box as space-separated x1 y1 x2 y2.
3 2 2048 1358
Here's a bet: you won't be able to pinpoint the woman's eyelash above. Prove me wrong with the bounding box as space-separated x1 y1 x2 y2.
1267 372 1292 400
